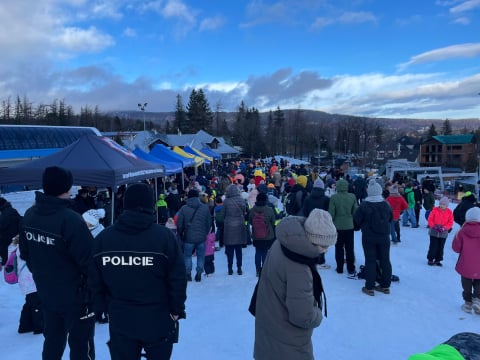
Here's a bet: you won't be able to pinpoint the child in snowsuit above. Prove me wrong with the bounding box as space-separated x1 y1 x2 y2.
9 235 44 334
204 232 216 276
452 207 480 314
427 197 454 266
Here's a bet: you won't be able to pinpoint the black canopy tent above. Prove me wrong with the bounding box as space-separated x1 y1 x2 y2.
0 134 165 223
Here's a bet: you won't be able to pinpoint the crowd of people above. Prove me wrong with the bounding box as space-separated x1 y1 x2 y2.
1 157 480 359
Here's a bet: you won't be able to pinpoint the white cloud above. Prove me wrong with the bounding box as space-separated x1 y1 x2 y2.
338 11 377 24
398 43 480 70
55 26 115 53
91 2 123 20
199 16 227 31
122 27 137 38
453 16 471 24
162 0 196 23
449 0 480 13
311 11 377 29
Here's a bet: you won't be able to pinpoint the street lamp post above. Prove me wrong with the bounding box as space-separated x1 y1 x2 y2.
137 102 148 132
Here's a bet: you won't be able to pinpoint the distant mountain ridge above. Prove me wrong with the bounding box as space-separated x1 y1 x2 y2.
106 109 480 133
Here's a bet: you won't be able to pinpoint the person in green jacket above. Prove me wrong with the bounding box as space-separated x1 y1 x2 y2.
402 182 418 228
156 193 168 225
328 179 359 277
408 332 480 360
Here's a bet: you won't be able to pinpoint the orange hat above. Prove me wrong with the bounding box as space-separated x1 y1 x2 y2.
268 183 275 189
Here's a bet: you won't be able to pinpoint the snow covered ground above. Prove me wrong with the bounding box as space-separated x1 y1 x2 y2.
1 191 478 360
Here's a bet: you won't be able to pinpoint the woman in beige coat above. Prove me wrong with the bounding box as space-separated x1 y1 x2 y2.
254 209 337 360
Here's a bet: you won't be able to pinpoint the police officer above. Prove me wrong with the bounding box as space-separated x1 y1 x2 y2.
90 183 187 360
19 166 95 360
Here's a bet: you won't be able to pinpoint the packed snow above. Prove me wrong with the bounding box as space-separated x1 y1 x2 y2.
0 191 478 360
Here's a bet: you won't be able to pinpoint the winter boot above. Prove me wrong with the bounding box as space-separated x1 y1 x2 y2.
228 266 233 275
472 298 480 315
462 301 473 313
237 266 243 275
362 287 374 296
194 271 202 282
374 285 390 294
186 273 192 282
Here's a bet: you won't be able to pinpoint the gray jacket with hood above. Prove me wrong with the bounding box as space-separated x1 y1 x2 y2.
254 216 323 360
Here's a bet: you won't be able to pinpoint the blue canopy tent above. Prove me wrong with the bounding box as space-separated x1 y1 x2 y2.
150 144 195 168
132 148 183 175
200 147 222 160
183 146 211 165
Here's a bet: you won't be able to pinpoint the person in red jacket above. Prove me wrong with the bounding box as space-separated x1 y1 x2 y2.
452 207 480 314
386 184 408 244
427 197 454 266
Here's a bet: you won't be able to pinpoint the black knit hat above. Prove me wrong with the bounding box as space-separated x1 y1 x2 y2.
123 183 154 213
256 192 268 204
187 189 199 198
42 166 73 196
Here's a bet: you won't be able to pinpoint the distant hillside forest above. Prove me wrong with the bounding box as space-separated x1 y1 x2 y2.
1 92 480 162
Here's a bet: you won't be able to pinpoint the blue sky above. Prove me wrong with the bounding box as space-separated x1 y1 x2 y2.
1 0 480 119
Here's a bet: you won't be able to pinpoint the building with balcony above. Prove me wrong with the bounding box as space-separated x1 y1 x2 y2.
419 134 477 171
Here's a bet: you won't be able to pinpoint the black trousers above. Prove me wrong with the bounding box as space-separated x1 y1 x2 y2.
461 277 480 303
225 244 243 268
42 304 95 360
204 254 215 275
19 292 43 333
108 329 173 360
362 236 392 290
427 236 447 262
335 229 355 273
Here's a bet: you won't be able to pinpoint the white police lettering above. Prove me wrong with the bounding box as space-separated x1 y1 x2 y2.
102 256 154 266
25 231 56 245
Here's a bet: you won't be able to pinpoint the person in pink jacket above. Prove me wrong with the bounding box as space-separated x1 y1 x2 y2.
8 235 44 334
427 197 454 266
452 206 480 314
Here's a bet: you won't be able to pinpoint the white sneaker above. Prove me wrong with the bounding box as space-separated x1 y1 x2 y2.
462 302 472 313
472 298 480 314
318 264 331 269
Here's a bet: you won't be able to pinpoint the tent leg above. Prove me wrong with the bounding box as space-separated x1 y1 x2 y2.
111 192 115 226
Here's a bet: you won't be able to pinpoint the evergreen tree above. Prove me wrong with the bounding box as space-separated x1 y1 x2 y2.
232 101 248 155
266 111 275 156
442 119 452 135
428 123 438 138
173 94 187 134
273 107 285 154
186 88 213 133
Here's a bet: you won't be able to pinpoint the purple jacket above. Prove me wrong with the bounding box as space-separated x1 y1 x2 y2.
205 232 216 256
452 222 480 279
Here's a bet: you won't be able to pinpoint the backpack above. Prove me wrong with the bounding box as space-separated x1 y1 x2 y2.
285 191 305 215
3 248 24 285
252 211 268 239
368 204 390 235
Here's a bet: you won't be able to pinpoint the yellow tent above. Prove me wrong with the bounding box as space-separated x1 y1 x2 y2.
173 146 204 167
187 146 213 162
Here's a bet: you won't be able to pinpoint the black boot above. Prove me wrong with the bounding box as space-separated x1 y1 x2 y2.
194 271 202 282
228 266 233 275
237 266 243 275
